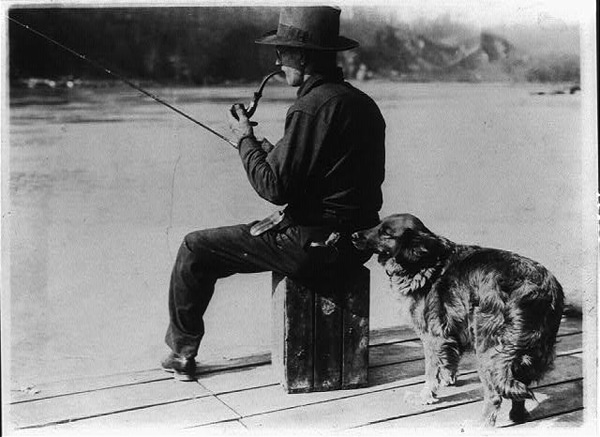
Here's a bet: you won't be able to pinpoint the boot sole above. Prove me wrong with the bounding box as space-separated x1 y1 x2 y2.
163 367 197 382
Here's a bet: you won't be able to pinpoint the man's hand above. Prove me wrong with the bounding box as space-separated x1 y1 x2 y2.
227 104 254 144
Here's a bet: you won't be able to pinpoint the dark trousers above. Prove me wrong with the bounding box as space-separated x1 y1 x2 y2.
165 220 370 358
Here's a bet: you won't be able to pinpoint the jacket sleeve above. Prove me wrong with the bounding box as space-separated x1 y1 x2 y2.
238 110 314 205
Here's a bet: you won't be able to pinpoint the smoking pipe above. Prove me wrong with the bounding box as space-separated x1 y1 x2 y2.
231 70 284 123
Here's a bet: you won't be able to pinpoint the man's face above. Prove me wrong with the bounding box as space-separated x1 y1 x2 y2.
275 46 305 87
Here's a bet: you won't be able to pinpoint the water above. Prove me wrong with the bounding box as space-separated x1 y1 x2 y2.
6 81 587 388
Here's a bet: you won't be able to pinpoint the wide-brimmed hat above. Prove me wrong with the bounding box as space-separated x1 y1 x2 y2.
255 6 359 51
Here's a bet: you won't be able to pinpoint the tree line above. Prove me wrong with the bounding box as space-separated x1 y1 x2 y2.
8 7 580 85
9 7 282 84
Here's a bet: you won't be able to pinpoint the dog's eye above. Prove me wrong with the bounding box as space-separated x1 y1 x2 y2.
379 228 392 239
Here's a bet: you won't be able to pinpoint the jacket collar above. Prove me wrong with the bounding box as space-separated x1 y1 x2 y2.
297 67 345 98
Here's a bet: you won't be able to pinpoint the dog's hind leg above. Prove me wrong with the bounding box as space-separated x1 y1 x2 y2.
509 399 530 423
477 366 503 427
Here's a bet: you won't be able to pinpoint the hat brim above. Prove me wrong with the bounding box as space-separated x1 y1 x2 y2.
255 30 359 51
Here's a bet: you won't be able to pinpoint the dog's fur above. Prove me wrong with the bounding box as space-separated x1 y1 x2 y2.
352 214 564 426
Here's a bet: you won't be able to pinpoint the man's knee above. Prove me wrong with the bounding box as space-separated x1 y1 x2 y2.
175 226 247 277
182 226 247 256
182 230 210 255
171 231 212 272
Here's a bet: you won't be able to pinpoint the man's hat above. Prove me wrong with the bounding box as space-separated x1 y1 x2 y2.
255 6 359 51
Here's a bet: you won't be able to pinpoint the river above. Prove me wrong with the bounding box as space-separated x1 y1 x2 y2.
6 80 589 388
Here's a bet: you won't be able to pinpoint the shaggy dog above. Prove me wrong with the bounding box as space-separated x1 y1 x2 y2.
352 214 564 426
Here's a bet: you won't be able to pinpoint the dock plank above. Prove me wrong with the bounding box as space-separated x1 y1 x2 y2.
240 353 581 431
352 378 583 430
369 326 418 346
240 372 485 431
502 380 583 427
10 316 582 432
27 395 240 432
372 333 581 387
369 340 424 368
9 369 168 404
187 419 250 434
9 352 270 404
515 409 584 428
10 316 579 404
557 316 584 335
198 364 278 395
368 315 579 346
212 331 580 409
200 331 581 399
198 340 428 397
10 379 209 429
219 344 580 424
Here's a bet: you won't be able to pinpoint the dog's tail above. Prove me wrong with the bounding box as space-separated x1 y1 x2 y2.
499 376 536 401
492 342 551 401
494 274 565 400
493 357 537 400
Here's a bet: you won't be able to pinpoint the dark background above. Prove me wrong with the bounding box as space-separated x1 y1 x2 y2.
8 6 580 85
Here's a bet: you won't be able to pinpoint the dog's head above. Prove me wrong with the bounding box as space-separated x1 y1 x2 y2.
352 214 447 270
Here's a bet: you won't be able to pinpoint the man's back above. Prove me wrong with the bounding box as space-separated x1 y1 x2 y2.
272 70 386 230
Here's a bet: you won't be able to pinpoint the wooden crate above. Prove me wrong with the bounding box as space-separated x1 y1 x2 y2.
272 266 370 393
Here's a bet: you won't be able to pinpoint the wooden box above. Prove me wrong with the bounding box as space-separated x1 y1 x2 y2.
272 266 370 393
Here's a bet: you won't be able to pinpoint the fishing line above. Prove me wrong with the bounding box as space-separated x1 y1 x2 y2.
9 16 238 148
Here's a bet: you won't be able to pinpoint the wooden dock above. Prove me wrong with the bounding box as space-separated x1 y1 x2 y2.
8 315 586 433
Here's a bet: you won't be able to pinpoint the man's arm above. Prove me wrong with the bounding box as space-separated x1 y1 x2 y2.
230 106 314 205
238 136 287 205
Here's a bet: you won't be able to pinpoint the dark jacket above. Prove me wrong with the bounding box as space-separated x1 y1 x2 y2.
239 68 385 232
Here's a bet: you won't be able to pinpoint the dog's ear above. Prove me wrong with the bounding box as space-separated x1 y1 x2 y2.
397 230 444 265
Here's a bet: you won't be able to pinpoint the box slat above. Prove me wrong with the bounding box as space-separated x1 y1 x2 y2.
342 266 370 389
314 293 343 390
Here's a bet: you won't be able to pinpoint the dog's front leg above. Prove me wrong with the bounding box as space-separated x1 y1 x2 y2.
437 339 461 387
420 337 441 404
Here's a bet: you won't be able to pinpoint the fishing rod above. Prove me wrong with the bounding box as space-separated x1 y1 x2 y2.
9 16 282 148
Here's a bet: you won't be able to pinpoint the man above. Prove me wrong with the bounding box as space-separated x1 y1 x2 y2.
162 6 386 381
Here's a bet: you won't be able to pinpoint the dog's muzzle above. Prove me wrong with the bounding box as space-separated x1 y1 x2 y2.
351 232 367 250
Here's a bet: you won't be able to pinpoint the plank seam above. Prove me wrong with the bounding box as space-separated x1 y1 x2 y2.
183 417 250 431
206 383 281 397
556 331 584 338
10 354 273 403
369 329 582 350
349 399 483 429
12 346 581 426
369 356 425 370
10 376 175 405
15 350 582 430
347 377 584 430
197 381 244 422
11 323 579 405
222 356 583 424
16 394 214 430
10 361 273 405
500 406 585 428
10 327 581 407
369 337 420 348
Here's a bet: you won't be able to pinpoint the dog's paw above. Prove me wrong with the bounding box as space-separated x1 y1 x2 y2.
509 406 531 424
439 371 457 387
422 394 440 405
419 388 440 405
403 389 439 406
